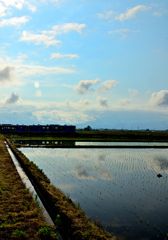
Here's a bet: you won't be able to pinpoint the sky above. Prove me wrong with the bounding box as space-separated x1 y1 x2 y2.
0 0 168 130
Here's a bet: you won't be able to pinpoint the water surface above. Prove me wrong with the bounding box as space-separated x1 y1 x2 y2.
20 147 168 240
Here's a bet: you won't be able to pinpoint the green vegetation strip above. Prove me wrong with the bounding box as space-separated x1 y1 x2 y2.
5 130 168 142
0 135 58 239
6 137 116 240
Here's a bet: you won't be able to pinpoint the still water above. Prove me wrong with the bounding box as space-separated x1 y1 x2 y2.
20 147 168 240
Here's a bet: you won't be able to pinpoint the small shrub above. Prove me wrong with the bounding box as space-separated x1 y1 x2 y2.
82 232 89 238
35 194 40 208
38 226 58 239
56 214 61 226
0 222 8 229
12 229 26 238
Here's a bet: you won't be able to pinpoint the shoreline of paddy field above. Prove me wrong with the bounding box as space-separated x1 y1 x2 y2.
0 135 58 240
5 136 117 240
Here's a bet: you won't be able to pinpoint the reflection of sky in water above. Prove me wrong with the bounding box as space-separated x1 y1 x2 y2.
76 142 168 146
20 147 168 240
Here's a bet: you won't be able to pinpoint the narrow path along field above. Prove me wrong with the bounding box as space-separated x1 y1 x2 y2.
0 135 57 239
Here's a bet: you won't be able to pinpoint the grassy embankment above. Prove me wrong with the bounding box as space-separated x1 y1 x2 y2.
6 130 168 142
5 135 117 240
0 135 58 239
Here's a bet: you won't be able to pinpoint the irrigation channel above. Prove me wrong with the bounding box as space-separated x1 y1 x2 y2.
5 141 63 240
17 142 168 240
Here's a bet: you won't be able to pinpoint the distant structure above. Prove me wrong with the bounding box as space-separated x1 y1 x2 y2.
0 124 76 133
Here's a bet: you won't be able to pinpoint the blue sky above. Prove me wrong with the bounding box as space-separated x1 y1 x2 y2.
0 0 168 129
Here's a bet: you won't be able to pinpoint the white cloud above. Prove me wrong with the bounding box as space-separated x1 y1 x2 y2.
20 23 86 46
149 90 168 107
5 92 21 104
63 84 74 89
77 99 91 106
4 53 28 66
119 99 131 106
116 5 151 21
0 58 6 66
128 88 138 97
0 3 7 17
97 80 117 92
108 28 139 39
33 109 96 124
98 10 115 20
75 78 101 94
98 5 151 22
20 31 62 47
41 0 64 5
97 96 108 107
0 0 36 12
0 16 29 28
50 53 80 59
63 99 93 111
0 57 74 84
36 90 42 97
52 23 86 35
16 64 75 76
109 28 133 34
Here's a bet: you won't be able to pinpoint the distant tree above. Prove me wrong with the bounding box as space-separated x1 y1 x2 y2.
84 125 92 131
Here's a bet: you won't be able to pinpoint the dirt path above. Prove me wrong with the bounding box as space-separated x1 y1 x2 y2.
0 135 56 239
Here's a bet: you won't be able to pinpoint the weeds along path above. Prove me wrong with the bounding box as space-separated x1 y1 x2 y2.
0 135 56 239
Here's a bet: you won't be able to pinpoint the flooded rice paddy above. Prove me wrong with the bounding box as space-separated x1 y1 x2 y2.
20 146 168 240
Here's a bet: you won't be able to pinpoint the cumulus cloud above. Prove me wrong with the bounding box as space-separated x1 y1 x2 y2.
75 78 100 94
149 90 168 107
97 96 108 107
0 65 16 83
50 53 79 59
5 93 21 104
98 5 151 22
20 23 86 47
97 80 117 92
0 16 29 28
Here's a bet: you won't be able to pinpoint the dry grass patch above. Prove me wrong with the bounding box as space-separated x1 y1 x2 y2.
0 135 58 239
